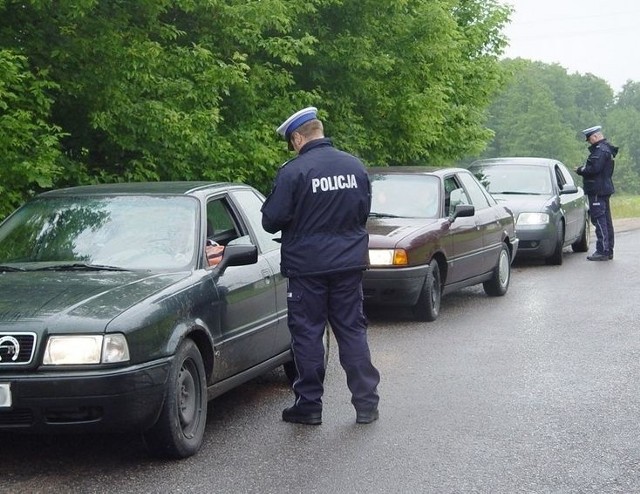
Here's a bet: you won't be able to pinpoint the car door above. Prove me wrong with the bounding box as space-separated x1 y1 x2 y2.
555 163 584 242
205 193 279 379
443 175 484 285
229 188 289 354
457 171 503 273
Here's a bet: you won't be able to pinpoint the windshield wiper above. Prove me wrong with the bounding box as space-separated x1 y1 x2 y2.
369 211 402 218
0 265 25 272
32 263 129 272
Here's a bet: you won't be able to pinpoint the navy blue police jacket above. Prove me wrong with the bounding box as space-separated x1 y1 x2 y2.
261 138 371 278
577 139 618 196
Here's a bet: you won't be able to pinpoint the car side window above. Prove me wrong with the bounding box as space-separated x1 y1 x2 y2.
554 165 567 190
206 198 241 246
557 164 576 189
457 172 490 210
230 189 280 254
444 176 470 216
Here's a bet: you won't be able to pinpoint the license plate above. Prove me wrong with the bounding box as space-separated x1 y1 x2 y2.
0 383 11 407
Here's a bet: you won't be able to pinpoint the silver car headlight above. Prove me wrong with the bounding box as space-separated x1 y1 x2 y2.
43 334 130 365
517 212 550 226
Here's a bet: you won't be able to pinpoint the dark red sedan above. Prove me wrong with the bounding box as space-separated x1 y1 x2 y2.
364 167 519 321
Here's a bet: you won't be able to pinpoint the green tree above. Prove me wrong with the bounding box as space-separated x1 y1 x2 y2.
0 0 325 198
0 50 64 217
292 0 511 165
478 58 612 168
0 0 512 221
605 81 640 193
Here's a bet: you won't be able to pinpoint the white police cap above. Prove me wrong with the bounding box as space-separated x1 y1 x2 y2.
581 125 602 140
276 107 318 140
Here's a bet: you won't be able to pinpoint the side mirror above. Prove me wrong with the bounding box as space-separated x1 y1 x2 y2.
449 204 475 222
447 188 474 221
560 184 578 195
214 243 258 274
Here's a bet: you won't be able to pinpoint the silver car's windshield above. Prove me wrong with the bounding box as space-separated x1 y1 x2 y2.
473 165 553 195
369 174 440 218
0 195 198 271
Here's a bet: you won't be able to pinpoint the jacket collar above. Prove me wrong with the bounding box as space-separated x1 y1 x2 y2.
299 137 333 155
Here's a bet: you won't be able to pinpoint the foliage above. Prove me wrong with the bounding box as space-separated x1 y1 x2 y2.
293 0 511 165
475 58 640 195
0 50 64 217
0 0 511 221
604 81 640 193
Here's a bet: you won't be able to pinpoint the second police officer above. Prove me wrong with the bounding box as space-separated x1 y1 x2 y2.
576 125 618 261
261 107 381 425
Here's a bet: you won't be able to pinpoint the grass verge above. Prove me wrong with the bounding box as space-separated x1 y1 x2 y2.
611 194 640 219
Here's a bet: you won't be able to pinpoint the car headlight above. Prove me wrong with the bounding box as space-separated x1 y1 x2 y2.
368 249 408 266
517 212 550 226
43 334 130 365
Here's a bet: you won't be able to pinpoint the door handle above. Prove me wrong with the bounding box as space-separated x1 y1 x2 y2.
261 269 272 285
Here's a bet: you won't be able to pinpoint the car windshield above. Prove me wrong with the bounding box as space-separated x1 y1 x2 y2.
370 174 440 218
472 165 553 195
0 195 198 271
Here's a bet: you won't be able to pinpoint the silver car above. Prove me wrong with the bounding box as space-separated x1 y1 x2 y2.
468 157 590 265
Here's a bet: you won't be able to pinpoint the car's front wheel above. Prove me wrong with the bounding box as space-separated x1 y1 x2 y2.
413 261 441 322
571 216 590 252
483 243 511 296
545 221 565 265
143 338 207 459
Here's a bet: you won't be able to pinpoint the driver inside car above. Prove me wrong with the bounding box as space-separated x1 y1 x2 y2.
205 239 224 266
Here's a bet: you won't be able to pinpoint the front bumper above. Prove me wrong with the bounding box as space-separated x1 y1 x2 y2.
514 224 556 258
363 264 429 307
0 358 171 432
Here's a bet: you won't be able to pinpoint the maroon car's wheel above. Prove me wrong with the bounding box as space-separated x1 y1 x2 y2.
413 261 441 322
483 243 511 296
143 339 207 459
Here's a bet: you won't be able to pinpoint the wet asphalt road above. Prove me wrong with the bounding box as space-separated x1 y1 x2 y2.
3 225 640 494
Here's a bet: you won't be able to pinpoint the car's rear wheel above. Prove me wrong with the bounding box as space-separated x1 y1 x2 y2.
283 324 331 386
413 261 441 322
143 339 207 459
571 216 590 252
545 221 564 265
483 243 511 296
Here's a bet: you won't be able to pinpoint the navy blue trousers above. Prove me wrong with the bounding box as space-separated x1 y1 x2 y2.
286 270 380 413
588 194 614 255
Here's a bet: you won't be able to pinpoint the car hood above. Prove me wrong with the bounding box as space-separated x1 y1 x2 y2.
0 270 190 330
367 217 442 247
492 194 554 214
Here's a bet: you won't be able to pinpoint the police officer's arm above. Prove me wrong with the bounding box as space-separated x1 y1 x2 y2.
578 147 607 177
261 173 295 234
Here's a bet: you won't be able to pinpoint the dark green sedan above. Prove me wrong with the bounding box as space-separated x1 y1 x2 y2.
0 182 291 458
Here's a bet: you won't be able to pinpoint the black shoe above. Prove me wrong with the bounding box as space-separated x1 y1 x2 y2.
586 252 609 261
356 408 379 424
282 406 322 425
608 252 614 260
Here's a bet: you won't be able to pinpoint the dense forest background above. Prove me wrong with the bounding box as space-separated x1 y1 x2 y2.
1 0 638 221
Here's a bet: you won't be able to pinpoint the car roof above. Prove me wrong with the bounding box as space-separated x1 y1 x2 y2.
38 181 250 199
469 157 561 168
367 166 468 177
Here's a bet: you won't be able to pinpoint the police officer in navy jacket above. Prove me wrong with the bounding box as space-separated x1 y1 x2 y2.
261 107 380 425
576 125 618 261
